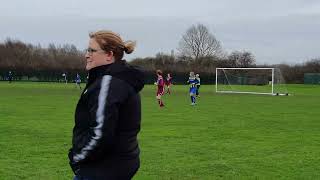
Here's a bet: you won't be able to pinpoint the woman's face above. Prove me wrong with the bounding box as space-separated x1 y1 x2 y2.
85 38 114 70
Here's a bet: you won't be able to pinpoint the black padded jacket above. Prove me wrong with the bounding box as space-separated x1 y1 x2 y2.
68 60 145 179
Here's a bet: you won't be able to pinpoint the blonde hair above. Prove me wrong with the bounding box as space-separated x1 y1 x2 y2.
89 30 136 61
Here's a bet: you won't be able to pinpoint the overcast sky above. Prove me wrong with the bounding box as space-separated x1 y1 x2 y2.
0 0 319 64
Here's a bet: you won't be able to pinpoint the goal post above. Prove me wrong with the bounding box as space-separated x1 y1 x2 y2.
215 67 289 96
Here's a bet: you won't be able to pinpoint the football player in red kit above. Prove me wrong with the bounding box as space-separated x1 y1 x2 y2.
155 70 165 107
165 73 172 94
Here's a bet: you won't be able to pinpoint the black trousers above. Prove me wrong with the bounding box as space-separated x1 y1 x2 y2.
75 157 140 180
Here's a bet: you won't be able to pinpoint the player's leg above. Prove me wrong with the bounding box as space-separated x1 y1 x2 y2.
167 85 171 94
156 94 164 107
189 88 196 105
159 95 164 107
160 87 165 107
156 94 160 105
190 94 196 105
77 82 81 89
196 85 200 97
156 88 164 107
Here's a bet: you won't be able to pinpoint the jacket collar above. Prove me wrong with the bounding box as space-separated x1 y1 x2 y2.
87 60 127 83
88 63 112 82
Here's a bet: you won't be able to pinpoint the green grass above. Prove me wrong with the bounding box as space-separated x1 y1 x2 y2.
217 84 289 94
0 82 320 179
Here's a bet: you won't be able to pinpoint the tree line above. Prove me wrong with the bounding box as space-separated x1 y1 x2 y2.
0 39 85 81
0 24 319 84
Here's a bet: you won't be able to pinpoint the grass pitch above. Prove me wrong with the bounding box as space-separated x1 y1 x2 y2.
0 82 319 179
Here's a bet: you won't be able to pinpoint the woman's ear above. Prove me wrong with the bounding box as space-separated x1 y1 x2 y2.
105 51 114 62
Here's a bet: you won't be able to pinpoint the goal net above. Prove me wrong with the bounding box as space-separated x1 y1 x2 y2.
215 68 288 95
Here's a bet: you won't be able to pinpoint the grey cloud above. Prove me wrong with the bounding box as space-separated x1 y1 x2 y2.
0 0 319 64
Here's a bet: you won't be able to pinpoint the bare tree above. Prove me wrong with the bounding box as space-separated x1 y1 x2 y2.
304 58 320 73
178 24 221 60
228 50 256 67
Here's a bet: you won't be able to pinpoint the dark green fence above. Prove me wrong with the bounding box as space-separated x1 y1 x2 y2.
304 73 320 84
1 70 217 85
0 70 87 83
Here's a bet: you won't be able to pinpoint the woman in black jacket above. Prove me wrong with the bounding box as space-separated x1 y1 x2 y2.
69 30 145 180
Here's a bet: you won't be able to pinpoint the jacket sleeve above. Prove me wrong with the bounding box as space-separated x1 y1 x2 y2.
72 75 130 164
